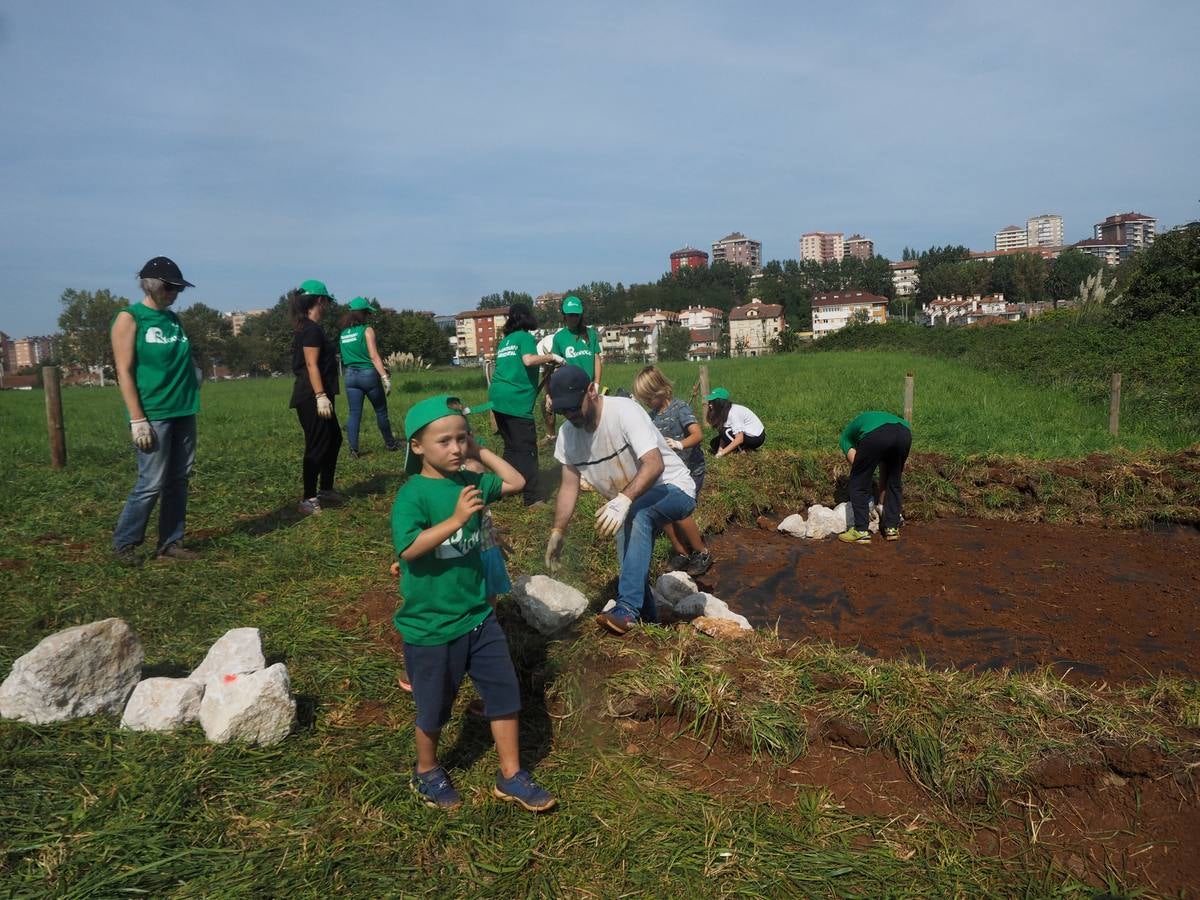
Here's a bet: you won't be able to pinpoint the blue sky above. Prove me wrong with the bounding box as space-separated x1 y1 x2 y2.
1 0 1197 337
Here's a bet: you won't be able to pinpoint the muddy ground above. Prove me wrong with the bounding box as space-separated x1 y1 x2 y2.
701 517 1200 682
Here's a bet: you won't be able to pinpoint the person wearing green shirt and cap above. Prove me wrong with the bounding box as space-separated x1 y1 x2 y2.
338 296 399 457
837 411 912 544
543 294 602 442
110 256 201 565
288 279 342 516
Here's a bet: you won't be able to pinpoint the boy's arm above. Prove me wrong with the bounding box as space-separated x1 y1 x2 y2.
474 444 525 497
398 486 484 561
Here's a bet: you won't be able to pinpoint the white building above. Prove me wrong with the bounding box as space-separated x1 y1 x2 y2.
678 305 724 330
994 225 1028 251
728 299 785 356
811 291 888 339
890 261 919 297
1026 214 1064 248
926 294 1021 326
800 231 844 263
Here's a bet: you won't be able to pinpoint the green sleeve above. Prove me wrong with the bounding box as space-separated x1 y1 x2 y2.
550 329 567 355
478 471 503 505
515 330 537 356
391 484 428 556
838 419 858 456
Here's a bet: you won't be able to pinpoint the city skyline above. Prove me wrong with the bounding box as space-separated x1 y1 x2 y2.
1 1 1198 338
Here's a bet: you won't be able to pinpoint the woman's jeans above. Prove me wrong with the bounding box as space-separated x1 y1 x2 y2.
113 415 196 553
614 484 696 622
344 367 396 452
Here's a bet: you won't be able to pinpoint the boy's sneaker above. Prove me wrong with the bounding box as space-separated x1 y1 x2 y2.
157 542 198 561
666 552 690 571
297 497 322 516
411 765 462 810
493 769 557 812
884 527 901 542
838 528 872 544
596 606 638 636
686 550 713 577
113 545 140 567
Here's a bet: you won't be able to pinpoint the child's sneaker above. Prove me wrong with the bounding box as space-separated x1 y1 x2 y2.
596 606 638 635
493 769 557 812
838 527 872 544
884 527 901 542
411 765 462 810
297 497 322 516
686 550 713 576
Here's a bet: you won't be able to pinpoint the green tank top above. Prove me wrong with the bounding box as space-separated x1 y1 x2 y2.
339 324 373 369
119 302 199 420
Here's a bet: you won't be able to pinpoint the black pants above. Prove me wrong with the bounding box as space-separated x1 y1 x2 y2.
493 411 539 505
709 428 766 455
848 423 911 530
295 398 342 498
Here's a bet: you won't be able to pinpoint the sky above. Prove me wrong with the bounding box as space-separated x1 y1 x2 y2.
1 0 1198 338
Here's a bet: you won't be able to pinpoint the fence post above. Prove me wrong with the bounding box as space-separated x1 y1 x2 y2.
1109 373 1121 437
903 372 914 423
44 366 67 469
699 365 710 422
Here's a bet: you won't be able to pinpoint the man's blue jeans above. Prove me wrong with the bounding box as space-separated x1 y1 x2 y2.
614 484 696 622
113 415 196 553
344 367 396 452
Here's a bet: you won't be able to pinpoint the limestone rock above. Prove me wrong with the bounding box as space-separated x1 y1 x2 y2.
0 618 144 724
512 575 589 635
804 504 846 539
189 628 266 688
654 572 698 607
198 663 296 746
673 592 752 630
777 513 807 538
693 616 751 640
121 677 204 732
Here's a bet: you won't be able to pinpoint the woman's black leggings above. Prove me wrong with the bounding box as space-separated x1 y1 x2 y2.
709 428 766 455
494 411 539 505
296 398 342 498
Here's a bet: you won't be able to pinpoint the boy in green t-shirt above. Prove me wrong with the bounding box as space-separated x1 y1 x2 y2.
391 395 556 812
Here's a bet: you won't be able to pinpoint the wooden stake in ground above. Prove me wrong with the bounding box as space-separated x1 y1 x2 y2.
904 372 914 423
1109 373 1121 437
481 358 499 434
43 366 67 469
699 365 710 423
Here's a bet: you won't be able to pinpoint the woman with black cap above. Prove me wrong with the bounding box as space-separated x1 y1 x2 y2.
110 256 201 565
289 279 343 516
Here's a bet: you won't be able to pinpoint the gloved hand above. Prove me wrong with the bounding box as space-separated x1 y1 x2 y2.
316 393 333 419
382 374 392 395
544 528 565 574
548 353 565 366
595 493 632 538
130 418 155 451
665 437 683 451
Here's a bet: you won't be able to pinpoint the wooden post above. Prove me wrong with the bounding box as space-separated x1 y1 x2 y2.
903 372 914 423
43 366 67 469
481 358 499 434
699 365 710 422
1109 373 1121 437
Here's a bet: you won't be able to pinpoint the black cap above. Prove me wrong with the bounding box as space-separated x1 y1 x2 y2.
548 364 591 412
138 256 194 287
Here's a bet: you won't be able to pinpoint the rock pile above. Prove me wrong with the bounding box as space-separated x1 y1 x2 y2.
0 621 296 746
602 571 754 637
777 501 879 540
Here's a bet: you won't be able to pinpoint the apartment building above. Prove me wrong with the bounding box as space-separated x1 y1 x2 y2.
970 246 1060 263
890 261 919 297
993 225 1028 251
1071 237 1124 267
844 234 874 260
711 232 762 272
454 307 508 361
728 299 785 356
599 323 658 362
632 309 680 328
1095 212 1156 256
669 246 709 272
227 309 269 337
533 291 567 310
799 231 844 263
678 306 724 329
1026 214 1064 248
926 294 1021 326
811 291 888 339
687 327 721 361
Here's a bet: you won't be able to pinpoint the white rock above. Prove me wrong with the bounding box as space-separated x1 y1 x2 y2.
512 575 589 634
188 628 266 688
777 513 807 538
121 677 204 732
804 504 846 539
654 572 698 607
0 618 144 724
673 592 752 630
199 663 296 746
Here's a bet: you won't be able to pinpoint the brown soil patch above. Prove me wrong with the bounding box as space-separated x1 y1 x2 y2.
334 589 404 656
0 558 29 571
702 518 1200 682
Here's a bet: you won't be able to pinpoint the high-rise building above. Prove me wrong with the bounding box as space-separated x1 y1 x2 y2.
994 225 1028 251
890 261 919 297
1094 212 1156 253
454 307 509 361
711 232 762 272
669 246 709 273
800 231 844 263
4 335 58 371
844 234 874 260
1026 214 1064 248
227 309 269 337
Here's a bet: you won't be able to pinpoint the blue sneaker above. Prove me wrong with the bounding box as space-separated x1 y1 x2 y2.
411 765 462 810
596 606 638 635
493 769 557 812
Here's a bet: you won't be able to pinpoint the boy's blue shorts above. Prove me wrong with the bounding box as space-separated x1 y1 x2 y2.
403 612 521 733
482 545 511 597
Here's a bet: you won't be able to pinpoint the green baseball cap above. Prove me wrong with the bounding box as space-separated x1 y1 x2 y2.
348 296 373 312
561 295 583 315
299 279 336 301
404 395 466 474
704 387 730 402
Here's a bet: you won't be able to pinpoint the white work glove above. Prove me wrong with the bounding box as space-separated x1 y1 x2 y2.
130 418 154 451
595 493 632 538
544 528 565 575
665 437 683 451
382 374 392 395
316 393 333 419
548 353 565 366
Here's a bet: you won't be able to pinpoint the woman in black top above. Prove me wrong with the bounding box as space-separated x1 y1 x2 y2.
289 279 342 515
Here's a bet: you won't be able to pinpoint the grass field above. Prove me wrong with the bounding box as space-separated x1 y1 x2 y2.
1 352 1197 896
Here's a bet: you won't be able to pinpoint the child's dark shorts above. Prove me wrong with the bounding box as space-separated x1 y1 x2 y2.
403 612 521 733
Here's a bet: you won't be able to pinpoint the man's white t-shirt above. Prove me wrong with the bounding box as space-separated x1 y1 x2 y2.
554 396 695 499
723 403 764 438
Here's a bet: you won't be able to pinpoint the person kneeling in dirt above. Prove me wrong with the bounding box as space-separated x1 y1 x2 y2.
838 411 912 545
543 366 696 636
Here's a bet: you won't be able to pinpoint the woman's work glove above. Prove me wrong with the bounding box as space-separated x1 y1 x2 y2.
548 353 565 366
544 528 565 574
595 493 632 538
382 374 392 395
130 418 155 451
316 393 333 419
664 437 683 451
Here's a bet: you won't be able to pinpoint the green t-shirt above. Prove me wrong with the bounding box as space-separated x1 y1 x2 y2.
488 330 539 418
339 324 372 369
391 470 503 646
116 303 199 421
839 411 911 455
551 326 601 379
